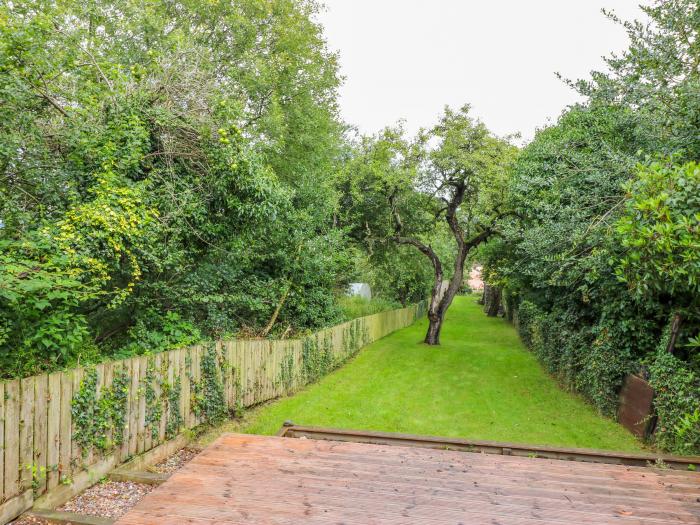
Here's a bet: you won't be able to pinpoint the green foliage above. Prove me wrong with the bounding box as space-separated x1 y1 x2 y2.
338 296 400 320
0 233 100 376
191 345 227 425
165 376 183 440
143 359 164 441
360 246 435 306
337 108 515 343
277 347 297 393
300 318 368 384
301 336 332 384
71 367 130 457
648 348 700 455
121 312 201 358
236 297 641 452
616 160 700 307
0 0 353 377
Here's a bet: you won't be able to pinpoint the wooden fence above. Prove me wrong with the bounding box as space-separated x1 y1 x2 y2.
0 303 425 523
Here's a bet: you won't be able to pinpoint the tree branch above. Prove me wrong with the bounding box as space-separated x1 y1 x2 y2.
394 236 442 273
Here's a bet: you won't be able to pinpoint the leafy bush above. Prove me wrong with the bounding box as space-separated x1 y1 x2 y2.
515 300 636 418
648 349 700 455
578 324 634 418
119 311 202 358
616 160 700 308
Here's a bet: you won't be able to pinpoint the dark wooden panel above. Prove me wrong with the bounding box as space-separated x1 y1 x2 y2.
618 374 656 438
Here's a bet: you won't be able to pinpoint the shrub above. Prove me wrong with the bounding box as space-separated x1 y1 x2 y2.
578 323 634 418
338 296 401 320
648 348 700 455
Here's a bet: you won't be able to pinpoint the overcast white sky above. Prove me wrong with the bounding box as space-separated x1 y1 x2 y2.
315 1 646 143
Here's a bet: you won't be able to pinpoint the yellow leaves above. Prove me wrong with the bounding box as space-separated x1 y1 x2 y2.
49 173 155 305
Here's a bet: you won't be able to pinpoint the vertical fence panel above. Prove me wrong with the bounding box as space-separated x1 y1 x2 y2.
236 342 245 406
171 350 181 435
240 341 249 406
0 382 4 501
265 341 272 401
248 340 255 404
119 360 132 461
102 363 114 461
158 353 168 444
225 342 235 410
19 377 35 493
257 341 265 404
136 357 147 455
178 349 189 432
166 351 176 438
32 374 48 496
128 358 139 457
86 364 104 468
58 371 72 486
70 369 85 472
144 357 155 452
188 347 198 428
248 341 256 405
3 380 19 502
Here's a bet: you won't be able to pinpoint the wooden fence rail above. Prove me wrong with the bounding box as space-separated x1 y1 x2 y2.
0 303 425 523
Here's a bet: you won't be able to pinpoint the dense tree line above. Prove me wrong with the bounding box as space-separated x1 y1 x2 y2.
482 0 699 454
0 0 430 377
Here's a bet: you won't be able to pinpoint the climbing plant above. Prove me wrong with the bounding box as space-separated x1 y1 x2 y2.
71 367 130 456
142 359 164 441
301 335 334 383
191 345 228 425
277 347 297 393
164 376 183 439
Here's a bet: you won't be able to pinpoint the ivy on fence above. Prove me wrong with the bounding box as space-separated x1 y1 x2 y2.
71 367 130 457
191 344 227 425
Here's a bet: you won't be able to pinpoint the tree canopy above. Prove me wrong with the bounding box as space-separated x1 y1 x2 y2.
338 106 515 344
0 0 351 376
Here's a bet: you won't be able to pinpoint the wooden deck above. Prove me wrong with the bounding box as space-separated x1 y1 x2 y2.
115 433 700 525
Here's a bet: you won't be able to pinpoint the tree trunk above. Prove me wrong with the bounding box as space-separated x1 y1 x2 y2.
423 263 465 345
424 313 443 345
665 312 682 354
261 281 291 337
483 283 501 317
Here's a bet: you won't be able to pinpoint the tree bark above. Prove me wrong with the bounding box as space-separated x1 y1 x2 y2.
261 281 291 337
425 313 443 345
665 312 682 354
483 283 501 317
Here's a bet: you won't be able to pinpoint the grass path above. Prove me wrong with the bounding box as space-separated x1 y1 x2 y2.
203 296 642 452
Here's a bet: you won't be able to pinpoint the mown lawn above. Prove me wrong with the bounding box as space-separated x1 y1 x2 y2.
202 295 643 452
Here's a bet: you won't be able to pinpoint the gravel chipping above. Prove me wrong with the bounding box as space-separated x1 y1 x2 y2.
152 447 200 474
57 480 154 519
9 448 200 524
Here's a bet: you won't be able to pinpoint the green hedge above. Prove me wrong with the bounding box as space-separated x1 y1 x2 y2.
512 299 699 454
